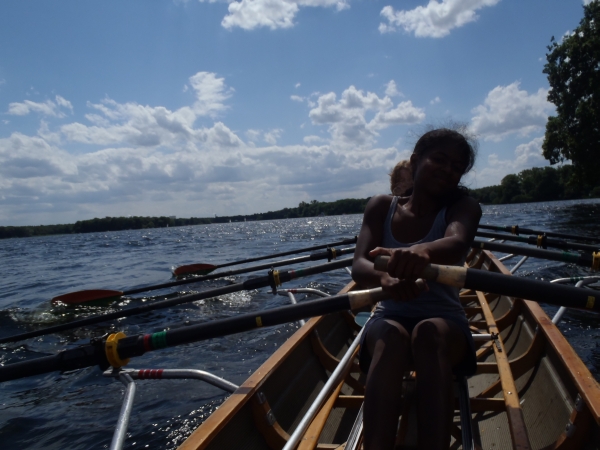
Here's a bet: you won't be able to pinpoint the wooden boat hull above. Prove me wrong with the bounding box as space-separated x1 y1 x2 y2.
178 250 600 449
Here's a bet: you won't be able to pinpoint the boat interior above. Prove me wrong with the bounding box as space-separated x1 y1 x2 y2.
178 249 600 450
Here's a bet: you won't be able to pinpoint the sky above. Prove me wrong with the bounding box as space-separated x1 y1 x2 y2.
0 0 594 226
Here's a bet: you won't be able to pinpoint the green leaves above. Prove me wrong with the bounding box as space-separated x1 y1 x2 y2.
542 1 600 185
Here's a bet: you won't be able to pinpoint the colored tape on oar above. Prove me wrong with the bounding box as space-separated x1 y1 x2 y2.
593 252 600 272
105 332 130 368
268 269 281 294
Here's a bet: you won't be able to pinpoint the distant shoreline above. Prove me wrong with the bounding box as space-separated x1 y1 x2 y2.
0 198 369 240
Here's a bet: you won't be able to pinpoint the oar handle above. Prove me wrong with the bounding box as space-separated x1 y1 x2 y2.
373 255 466 288
373 255 600 312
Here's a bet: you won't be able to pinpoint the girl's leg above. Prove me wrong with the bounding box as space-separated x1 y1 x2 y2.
411 318 467 450
363 319 411 450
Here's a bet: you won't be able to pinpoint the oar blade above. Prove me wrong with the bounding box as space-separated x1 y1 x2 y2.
172 264 217 278
51 289 124 306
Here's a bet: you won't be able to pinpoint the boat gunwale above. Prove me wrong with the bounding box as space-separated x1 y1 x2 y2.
482 249 600 425
178 282 357 450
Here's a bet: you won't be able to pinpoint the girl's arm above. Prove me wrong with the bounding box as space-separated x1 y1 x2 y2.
352 195 424 299
377 196 481 278
356 196 482 300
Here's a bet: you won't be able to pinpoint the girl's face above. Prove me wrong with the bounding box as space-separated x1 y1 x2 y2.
410 145 468 195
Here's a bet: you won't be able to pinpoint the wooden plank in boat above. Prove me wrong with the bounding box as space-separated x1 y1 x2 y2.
484 250 600 425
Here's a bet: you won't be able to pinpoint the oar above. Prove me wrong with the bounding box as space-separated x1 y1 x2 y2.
4 256 600 383
476 230 600 253
0 258 377 383
478 224 598 244
52 245 356 305
172 237 357 277
471 240 598 270
0 256 355 345
373 256 599 310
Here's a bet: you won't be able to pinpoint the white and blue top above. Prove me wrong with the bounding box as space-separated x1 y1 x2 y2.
374 196 468 322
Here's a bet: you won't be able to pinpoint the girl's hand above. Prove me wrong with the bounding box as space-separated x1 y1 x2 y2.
370 246 430 301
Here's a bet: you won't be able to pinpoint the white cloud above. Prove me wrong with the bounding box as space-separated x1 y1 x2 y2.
303 135 326 144
430 96 441 104
309 85 424 146
7 95 73 118
379 0 501 38
221 0 348 30
264 128 282 144
291 95 304 102
246 128 282 144
470 82 554 142
0 74 419 225
60 72 236 148
187 71 234 117
295 82 301 88
469 137 551 187
384 80 402 97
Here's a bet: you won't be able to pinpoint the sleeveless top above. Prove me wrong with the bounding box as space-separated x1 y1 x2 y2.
373 196 467 322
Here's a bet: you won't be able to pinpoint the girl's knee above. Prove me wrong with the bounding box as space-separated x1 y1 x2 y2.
411 320 447 356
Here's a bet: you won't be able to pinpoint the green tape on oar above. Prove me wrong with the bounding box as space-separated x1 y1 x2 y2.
151 331 168 349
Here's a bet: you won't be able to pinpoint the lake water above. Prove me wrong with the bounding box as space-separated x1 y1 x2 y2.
0 199 599 449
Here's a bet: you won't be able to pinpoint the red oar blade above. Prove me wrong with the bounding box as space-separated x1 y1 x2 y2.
51 289 124 305
172 264 217 278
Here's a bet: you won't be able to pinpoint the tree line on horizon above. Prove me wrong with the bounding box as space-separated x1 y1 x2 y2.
1 164 599 240
0 198 369 240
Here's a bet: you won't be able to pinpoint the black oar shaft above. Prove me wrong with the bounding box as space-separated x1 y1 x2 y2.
0 257 354 344
463 268 598 310
117 287 383 360
472 240 593 268
479 224 598 244
124 246 355 296
0 262 376 383
476 231 600 253
195 237 357 271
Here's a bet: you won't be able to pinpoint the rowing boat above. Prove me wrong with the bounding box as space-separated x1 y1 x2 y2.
177 248 600 449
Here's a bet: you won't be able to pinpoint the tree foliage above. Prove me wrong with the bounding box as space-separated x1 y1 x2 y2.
542 1 600 184
469 165 600 204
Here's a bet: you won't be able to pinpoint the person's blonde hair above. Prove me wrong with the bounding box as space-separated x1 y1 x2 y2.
389 160 413 196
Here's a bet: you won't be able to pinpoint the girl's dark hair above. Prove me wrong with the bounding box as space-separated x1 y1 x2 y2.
411 127 478 204
412 128 477 175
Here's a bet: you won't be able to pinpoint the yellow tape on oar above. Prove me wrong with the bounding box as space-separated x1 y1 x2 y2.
593 252 600 271
586 296 596 310
272 270 281 287
105 332 130 368
537 235 543 248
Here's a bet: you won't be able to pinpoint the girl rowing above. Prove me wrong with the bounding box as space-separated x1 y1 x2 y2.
352 128 482 449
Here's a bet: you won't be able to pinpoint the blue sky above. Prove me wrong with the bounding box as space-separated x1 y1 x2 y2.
0 0 592 226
